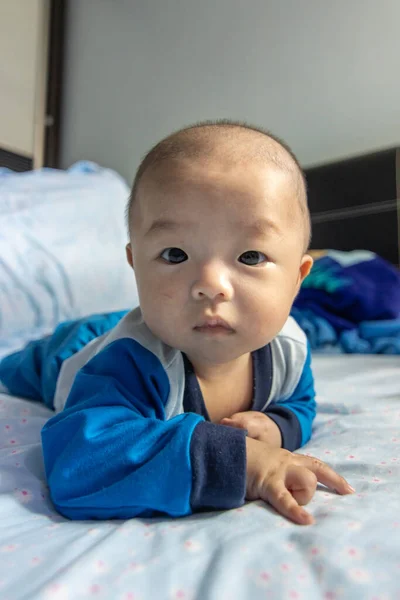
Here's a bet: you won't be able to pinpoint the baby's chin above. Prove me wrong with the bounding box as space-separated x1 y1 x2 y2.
145 318 274 361
178 336 262 365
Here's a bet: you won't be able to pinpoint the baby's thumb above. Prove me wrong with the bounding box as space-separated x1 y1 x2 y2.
221 417 240 426
220 416 248 430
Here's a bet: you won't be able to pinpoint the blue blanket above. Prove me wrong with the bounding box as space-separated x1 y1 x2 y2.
292 250 400 354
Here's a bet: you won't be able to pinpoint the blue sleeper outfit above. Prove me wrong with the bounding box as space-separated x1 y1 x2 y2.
0 307 315 520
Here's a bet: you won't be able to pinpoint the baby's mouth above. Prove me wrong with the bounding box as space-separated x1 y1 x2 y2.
194 316 235 333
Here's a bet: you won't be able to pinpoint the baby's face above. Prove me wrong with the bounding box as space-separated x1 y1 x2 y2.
127 160 312 368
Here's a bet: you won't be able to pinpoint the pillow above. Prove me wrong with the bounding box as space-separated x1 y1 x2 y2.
0 161 110 214
0 162 139 342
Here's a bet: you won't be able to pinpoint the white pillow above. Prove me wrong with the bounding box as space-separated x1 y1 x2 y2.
0 162 139 341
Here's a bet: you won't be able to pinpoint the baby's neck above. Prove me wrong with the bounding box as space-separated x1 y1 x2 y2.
191 352 251 384
192 352 253 422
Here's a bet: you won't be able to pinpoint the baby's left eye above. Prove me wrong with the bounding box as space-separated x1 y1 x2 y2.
239 251 268 266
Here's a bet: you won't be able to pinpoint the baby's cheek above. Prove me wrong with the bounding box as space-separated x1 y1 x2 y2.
141 278 174 308
143 300 185 347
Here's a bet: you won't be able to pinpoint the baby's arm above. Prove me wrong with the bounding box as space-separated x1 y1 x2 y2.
41 339 248 520
42 339 352 524
264 343 316 450
221 343 316 451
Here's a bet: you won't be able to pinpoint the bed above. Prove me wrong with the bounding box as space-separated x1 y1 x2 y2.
0 150 399 600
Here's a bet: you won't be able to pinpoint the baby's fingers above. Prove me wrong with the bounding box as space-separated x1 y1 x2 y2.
265 480 314 525
299 455 355 495
221 414 252 432
222 415 263 441
286 465 318 506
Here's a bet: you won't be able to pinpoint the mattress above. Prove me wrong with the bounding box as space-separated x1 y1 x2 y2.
0 354 399 600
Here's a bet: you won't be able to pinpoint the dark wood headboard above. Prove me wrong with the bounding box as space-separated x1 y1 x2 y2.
304 147 400 265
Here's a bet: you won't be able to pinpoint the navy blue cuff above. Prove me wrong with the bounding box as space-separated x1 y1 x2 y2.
264 406 301 452
190 421 247 511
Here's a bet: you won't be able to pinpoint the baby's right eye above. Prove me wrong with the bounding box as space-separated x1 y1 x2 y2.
160 247 188 264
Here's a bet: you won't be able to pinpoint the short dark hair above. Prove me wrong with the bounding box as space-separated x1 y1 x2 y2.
126 119 311 250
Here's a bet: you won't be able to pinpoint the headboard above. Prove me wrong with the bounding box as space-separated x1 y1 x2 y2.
304 147 400 265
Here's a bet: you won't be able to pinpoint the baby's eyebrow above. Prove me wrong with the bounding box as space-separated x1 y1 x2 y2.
243 218 281 237
144 218 191 237
144 217 280 237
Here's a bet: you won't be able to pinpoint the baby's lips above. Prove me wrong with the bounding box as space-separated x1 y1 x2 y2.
194 315 234 330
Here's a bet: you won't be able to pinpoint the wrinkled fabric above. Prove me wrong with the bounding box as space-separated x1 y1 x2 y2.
0 161 138 345
292 250 400 354
0 355 399 599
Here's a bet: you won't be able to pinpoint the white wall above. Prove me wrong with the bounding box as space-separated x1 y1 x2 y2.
61 0 400 184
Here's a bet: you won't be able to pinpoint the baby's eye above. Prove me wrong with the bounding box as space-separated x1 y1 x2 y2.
239 250 268 266
160 247 188 264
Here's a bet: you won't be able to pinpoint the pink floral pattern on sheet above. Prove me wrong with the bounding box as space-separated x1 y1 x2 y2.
0 356 400 599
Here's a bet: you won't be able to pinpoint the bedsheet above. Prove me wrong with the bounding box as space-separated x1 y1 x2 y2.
0 355 399 600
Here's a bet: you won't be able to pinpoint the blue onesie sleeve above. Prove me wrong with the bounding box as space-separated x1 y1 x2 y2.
262 344 316 451
41 338 247 520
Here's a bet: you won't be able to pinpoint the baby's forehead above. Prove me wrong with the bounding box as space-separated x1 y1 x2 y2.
137 157 300 230
142 151 296 195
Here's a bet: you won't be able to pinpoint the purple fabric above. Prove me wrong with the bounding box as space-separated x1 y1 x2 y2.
294 254 400 331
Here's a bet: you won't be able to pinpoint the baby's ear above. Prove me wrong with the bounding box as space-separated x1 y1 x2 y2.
125 243 134 270
297 254 313 289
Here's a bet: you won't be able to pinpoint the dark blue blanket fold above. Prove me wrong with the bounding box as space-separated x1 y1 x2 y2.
292 250 400 354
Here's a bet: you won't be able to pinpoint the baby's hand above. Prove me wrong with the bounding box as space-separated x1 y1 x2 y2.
245 437 355 525
221 411 282 447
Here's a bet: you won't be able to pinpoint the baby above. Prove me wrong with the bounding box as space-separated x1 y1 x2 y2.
0 120 354 524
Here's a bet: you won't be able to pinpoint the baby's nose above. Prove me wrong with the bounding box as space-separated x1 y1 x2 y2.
191 263 234 301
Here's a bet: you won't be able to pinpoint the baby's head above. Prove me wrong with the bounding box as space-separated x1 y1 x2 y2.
126 120 313 368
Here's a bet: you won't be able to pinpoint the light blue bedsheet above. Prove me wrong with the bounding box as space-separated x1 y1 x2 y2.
0 355 399 599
